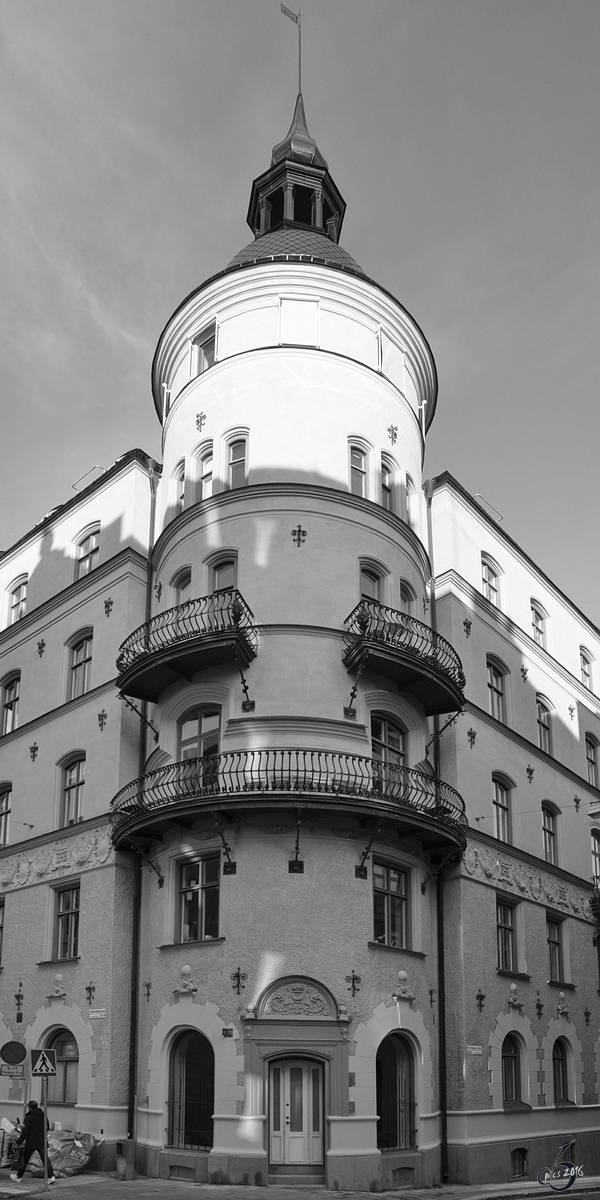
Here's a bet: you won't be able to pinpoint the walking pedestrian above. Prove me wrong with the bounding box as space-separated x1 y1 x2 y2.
10 1099 55 1184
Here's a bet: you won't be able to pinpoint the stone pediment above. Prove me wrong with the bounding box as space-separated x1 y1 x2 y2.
256 976 338 1020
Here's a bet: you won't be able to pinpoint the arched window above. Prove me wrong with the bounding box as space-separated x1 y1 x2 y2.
350 446 367 498
1 674 20 735
197 446 213 501
179 709 220 762
212 559 236 594
591 830 600 883
586 736 598 788
228 439 247 489
381 457 393 511
0 785 11 850
173 461 186 515
542 802 559 865
552 1038 569 1104
531 601 547 648
511 1148 528 1179
580 648 593 690
172 568 192 607
168 1030 214 1149
360 567 381 602
537 697 552 755
376 1034 415 1150
400 581 416 617
8 577 27 625
481 556 499 606
46 1030 79 1105
69 634 93 700
76 528 100 580
502 1034 520 1103
492 775 512 843
62 756 85 826
487 658 507 723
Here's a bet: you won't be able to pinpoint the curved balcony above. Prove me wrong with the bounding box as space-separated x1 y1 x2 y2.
343 599 465 715
110 748 467 852
116 590 257 702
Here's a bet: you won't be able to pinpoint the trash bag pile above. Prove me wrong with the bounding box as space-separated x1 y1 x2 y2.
26 1129 98 1177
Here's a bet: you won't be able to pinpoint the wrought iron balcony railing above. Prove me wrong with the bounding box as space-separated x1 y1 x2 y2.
116 589 257 701
110 748 467 843
343 599 465 714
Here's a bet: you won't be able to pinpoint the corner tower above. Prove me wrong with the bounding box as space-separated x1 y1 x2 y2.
113 98 466 1191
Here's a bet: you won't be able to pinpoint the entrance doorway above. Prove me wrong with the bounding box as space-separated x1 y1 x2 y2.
269 1059 323 1166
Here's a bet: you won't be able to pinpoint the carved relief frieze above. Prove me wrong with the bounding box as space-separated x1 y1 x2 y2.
266 984 331 1017
463 838 592 918
0 826 114 891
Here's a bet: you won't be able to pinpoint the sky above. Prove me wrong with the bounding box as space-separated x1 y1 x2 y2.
1 0 599 620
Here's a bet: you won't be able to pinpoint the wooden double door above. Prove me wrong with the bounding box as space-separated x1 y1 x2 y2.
269 1059 323 1166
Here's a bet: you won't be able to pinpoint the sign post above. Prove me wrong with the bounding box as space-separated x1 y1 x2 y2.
31 1050 56 1193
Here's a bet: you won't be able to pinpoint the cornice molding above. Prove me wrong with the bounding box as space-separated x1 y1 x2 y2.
0 678 118 742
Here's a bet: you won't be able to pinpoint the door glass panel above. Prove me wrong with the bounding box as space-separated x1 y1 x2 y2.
272 1068 281 1132
289 1067 303 1132
312 1069 320 1132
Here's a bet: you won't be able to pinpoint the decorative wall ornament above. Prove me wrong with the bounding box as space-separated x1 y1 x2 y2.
29 743 38 762
85 982 95 1005
14 982 24 1024
463 618 472 638
574 796 582 813
387 425 398 445
154 581 162 602
462 839 593 919
195 411 207 432
557 992 569 1016
584 1008 591 1026
569 705 575 721
476 989 486 1012
345 970 361 997
104 597 113 617
37 640 46 657
0 826 114 893
291 523 307 548
508 983 523 1010
97 710 107 732
47 974 66 999
526 764 534 783
520 665 529 681
231 967 247 995
536 990 544 1020
144 982 152 1002
265 984 330 1017
467 728 477 748
392 970 415 1003
174 965 197 996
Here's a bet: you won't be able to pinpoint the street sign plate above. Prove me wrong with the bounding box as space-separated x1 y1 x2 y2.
31 1049 56 1076
0 1064 24 1076
0 1040 26 1065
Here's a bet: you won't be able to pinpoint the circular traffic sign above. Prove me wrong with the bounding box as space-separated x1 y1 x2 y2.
0 1041 26 1065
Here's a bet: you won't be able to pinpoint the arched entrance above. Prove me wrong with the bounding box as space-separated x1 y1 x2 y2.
168 1030 214 1150
376 1033 415 1150
269 1058 323 1167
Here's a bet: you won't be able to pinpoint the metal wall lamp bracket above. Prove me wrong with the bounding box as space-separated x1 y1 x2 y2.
215 818 237 874
118 693 160 744
289 810 304 873
356 822 382 879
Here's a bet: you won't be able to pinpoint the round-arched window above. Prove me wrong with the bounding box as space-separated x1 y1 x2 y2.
46 1029 78 1105
376 1034 415 1150
553 1038 569 1103
168 1031 214 1149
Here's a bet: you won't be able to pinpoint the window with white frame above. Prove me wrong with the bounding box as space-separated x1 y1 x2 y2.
46 1029 79 1105
547 915 564 982
373 861 408 949
179 708 220 762
212 559 236 594
0 787 10 849
54 884 80 960
1 675 20 735
350 446 367 497
481 556 499 606
405 475 416 528
173 461 186 515
69 635 92 701
493 776 512 843
542 802 558 865
8 578 27 625
537 697 552 754
179 856 220 942
76 529 100 580
173 568 192 606
198 447 213 501
487 658 507 723
591 830 600 883
497 898 517 972
381 457 393 511
586 736 599 788
191 324 216 377
400 581 416 617
62 757 85 826
228 439 246 489
371 713 406 796
360 566 381 602
531 601 546 648
580 648 593 690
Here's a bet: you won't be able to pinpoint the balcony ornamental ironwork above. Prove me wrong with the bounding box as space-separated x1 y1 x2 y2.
343 599 465 715
116 589 257 702
110 748 467 846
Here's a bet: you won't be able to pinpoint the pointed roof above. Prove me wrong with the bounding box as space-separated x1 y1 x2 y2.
271 93 328 169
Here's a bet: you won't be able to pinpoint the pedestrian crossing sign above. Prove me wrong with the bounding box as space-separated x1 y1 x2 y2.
31 1049 57 1076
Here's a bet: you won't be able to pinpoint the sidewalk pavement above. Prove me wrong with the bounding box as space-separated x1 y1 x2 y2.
0 1169 600 1200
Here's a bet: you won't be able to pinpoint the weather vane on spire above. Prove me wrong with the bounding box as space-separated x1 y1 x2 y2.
281 4 302 94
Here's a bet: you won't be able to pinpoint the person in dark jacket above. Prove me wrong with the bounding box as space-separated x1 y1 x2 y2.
10 1099 55 1183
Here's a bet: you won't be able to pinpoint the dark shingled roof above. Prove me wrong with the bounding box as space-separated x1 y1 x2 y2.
228 227 364 275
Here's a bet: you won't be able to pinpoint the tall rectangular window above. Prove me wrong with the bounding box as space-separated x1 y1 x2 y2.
592 832 600 884
373 861 408 948
179 857 219 941
9 579 27 624
192 325 216 376
586 737 598 788
55 885 80 960
547 917 563 982
581 650 592 690
1 676 20 735
63 759 85 826
487 662 505 722
350 447 366 497
0 898 4 967
497 900 516 972
229 440 246 489
76 532 99 580
537 700 552 754
0 789 10 850
69 636 93 700
381 458 392 510
199 450 213 500
542 805 557 865
481 559 498 606
531 603 546 648
493 778 511 842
